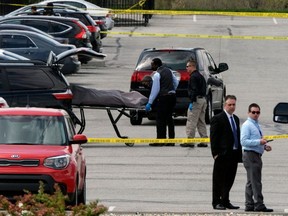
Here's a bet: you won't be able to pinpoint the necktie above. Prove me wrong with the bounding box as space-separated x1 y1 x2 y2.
230 116 239 149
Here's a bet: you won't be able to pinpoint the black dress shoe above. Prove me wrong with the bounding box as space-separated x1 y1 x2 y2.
245 207 254 212
149 143 163 147
254 207 273 212
213 204 226 210
180 143 195 147
165 143 175 146
224 203 240 209
197 143 208 147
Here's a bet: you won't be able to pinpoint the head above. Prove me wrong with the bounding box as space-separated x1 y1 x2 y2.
141 75 152 88
223 95 237 115
31 6 37 12
151 58 162 71
186 59 197 74
248 103 261 120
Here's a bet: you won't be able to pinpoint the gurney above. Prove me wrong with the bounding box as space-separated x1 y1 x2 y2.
71 84 148 146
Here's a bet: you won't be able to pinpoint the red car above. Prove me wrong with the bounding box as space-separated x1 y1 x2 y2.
0 107 87 205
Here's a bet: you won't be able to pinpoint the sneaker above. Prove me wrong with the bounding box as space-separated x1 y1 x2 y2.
149 143 164 147
180 143 195 147
197 143 208 147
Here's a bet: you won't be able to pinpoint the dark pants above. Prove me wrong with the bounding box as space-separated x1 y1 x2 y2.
155 94 176 139
212 151 239 207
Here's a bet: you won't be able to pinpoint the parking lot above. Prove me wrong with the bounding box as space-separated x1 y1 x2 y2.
65 14 288 214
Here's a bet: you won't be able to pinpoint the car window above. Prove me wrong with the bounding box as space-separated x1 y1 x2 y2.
20 20 70 34
0 34 36 48
60 1 87 10
4 67 54 91
136 51 196 71
206 52 217 71
64 115 76 140
0 115 66 145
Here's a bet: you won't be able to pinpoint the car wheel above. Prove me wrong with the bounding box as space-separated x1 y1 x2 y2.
130 111 143 125
68 182 79 206
205 95 212 124
77 177 86 205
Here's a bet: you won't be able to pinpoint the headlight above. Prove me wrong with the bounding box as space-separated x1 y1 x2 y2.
44 155 70 169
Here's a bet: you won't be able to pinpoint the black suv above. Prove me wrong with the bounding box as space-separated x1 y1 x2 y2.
0 48 106 128
0 15 93 63
130 48 229 125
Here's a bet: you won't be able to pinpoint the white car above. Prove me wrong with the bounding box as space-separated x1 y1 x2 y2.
40 0 115 30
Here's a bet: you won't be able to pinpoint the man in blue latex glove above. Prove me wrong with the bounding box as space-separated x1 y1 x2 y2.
189 103 193 111
145 103 152 112
180 59 208 148
146 58 179 146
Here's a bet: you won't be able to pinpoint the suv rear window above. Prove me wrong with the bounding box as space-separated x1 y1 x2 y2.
136 50 196 71
0 68 54 91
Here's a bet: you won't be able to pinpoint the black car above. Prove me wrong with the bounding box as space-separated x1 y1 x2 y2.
0 15 93 63
0 29 80 74
4 4 102 53
129 48 229 125
0 47 106 126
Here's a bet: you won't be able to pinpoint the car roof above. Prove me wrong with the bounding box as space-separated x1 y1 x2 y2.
142 48 204 52
0 29 62 45
0 107 68 116
1 15 80 22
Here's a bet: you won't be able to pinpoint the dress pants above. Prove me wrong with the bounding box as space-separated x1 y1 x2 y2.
212 150 239 207
243 151 265 210
186 97 207 138
156 94 176 139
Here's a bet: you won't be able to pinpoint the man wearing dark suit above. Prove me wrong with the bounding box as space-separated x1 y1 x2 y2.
210 95 242 210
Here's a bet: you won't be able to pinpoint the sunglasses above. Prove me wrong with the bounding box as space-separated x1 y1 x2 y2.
251 111 260 114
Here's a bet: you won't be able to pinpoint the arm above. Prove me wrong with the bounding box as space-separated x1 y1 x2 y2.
148 72 160 104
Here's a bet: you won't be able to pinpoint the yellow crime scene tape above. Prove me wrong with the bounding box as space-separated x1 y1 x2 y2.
105 31 288 41
87 134 288 144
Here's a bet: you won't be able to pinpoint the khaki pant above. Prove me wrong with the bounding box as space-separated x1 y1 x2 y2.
186 97 208 138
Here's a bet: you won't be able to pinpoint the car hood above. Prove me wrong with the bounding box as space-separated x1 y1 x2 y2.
0 145 72 159
51 47 106 64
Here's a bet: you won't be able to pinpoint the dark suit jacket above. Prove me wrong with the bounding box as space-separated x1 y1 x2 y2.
210 111 242 162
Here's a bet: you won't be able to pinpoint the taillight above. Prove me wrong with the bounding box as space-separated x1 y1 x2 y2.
53 90 73 100
180 71 190 81
87 25 97 33
131 71 152 82
95 20 105 25
73 20 87 39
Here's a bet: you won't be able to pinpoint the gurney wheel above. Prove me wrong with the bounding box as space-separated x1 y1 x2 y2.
125 143 134 147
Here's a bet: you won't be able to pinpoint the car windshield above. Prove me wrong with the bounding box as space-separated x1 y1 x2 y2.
136 50 196 71
0 115 66 145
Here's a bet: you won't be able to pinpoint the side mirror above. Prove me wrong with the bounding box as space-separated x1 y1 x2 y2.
273 102 288 123
218 63 229 72
70 134 88 144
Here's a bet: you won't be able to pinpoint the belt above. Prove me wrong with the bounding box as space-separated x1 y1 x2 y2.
244 150 262 156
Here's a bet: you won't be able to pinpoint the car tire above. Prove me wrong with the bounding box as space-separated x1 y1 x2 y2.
77 178 86 205
130 111 143 125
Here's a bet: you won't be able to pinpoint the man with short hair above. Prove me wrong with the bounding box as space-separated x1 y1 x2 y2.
210 95 242 210
180 59 208 148
241 103 273 212
145 58 179 146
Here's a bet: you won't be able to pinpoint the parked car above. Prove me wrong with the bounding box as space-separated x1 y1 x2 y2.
2 4 102 53
0 47 106 127
0 107 87 205
40 0 114 36
0 15 93 63
0 23 69 44
0 29 81 74
129 47 229 125
0 49 29 60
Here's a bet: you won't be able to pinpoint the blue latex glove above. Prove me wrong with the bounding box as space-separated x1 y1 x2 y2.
145 103 152 112
189 103 193 111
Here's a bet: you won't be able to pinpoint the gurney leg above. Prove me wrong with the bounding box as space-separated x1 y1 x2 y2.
106 108 134 147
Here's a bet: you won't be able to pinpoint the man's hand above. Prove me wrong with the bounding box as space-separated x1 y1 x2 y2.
189 103 193 111
145 103 152 112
